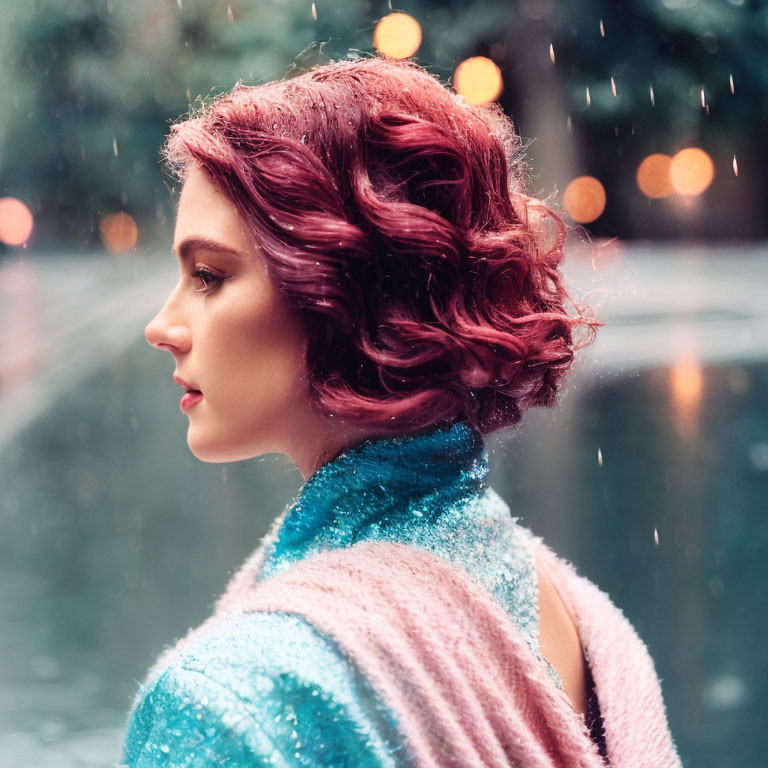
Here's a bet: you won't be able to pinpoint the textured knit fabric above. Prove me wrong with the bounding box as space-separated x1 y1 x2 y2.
120 422 682 767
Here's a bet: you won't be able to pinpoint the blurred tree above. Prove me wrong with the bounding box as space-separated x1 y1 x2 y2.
0 0 765 250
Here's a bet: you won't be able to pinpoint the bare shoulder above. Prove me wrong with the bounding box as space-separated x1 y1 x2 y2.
535 546 589 716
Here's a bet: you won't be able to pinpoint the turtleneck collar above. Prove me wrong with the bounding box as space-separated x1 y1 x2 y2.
258 421 488 581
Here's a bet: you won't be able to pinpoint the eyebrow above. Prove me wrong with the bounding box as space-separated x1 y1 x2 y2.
172 236 244 265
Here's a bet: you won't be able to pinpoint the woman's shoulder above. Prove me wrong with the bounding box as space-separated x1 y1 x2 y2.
122 610 406 767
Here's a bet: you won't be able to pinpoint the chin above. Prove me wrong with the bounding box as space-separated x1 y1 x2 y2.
186 425 275 464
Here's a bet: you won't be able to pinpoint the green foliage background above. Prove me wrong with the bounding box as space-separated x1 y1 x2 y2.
0 0 766 250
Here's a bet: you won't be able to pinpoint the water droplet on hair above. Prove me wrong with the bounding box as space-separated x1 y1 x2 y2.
318 101 325 107
272 123 278 129
300 134 307 143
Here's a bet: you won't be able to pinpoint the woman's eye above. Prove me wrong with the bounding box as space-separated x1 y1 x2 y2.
191 267 225 294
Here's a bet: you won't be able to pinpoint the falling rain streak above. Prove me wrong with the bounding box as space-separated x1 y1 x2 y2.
549 44 555 64
733 155 738 176
586 86 591 107
227 5 234 22
113 138 118 157
700 88 706 108
597 448 603 467
311 2 317 20
650 84 655 106
654 528 659 547
611 76 617 97
730 73 734 94
599 18 605 37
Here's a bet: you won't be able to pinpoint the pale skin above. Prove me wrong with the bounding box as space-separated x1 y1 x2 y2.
145 166 591 718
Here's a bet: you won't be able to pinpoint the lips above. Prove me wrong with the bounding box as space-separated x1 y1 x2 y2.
174 374 202 394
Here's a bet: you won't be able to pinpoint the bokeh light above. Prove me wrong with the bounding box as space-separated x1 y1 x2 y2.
373 13 422 60
454 57 503 105
563 176 606 223
669 148 714 196
0 197 34 246
671 353 703 437
99 212 138 253
636 154 673 199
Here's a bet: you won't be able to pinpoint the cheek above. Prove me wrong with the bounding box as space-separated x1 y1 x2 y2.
205 300 307 409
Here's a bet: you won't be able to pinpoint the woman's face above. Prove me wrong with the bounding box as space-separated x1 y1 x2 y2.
144 167 324 467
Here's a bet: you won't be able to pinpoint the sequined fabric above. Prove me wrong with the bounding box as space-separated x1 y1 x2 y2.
121 421 566 767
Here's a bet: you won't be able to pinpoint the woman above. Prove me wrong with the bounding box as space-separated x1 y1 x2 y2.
122 56 682 767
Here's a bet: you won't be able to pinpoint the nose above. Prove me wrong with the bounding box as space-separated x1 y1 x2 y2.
144 284 191 355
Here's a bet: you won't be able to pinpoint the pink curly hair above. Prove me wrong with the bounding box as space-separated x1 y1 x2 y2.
164 55 599 436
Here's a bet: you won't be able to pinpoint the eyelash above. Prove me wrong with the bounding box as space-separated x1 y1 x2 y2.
191 267 226 294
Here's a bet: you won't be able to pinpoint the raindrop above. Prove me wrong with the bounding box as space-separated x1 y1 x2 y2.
566 115 572 131
704 675 746 710
177 0 182 8
610 76 617 97
549 43 555 64
748 441 768 471
649 84 655 106
700 87 706 108
113 138 118 157
599 18 605 37
227 4 234 22
311 2 317 20
585 86 591 107
729 73 734 94
597 447 603 466
733 155 738 176
653 527 659 546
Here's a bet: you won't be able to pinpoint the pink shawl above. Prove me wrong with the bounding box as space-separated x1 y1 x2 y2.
232 540 681 768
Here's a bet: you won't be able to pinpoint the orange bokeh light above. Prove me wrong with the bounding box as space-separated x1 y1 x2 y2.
563 176 606 223
100 212 138 253
0 197 34 246
672 357 703 405
454 57 503 105
671 354 703 437
636 154 673 199
373 12 422 60
669 147 714 196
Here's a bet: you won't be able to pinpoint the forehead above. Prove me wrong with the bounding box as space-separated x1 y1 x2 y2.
173 167 252 254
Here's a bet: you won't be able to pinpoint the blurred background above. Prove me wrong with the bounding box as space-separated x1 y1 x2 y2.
0 1 766 766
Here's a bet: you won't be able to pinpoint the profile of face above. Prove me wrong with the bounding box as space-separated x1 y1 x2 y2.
145 167 341 474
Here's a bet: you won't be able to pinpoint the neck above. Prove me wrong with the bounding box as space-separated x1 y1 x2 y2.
286 417 380 481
